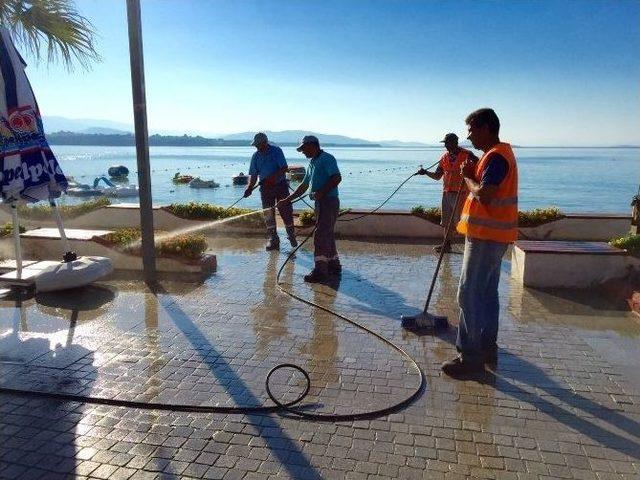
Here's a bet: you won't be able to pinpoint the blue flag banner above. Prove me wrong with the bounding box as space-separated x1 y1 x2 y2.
0 27 68 204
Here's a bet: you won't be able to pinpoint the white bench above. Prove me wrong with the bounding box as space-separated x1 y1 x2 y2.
511 240 637 288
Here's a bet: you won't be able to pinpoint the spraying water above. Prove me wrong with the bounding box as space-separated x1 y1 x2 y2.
126 208 270 250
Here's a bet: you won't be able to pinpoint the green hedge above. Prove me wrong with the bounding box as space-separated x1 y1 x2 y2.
0 222 25 237
411 206 442 224
518 207 564 228
299 210 315 226
410 205 564 228
103 228 208 260
18 197 111 220
610 234 640 258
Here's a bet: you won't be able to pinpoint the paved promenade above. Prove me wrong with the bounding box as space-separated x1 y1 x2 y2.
1 235 639 479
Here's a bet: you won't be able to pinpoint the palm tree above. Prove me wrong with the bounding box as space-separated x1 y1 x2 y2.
0 0 99 69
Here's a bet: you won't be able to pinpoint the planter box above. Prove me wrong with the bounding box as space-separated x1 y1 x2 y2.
18 228 216 275
511 240 639 288
519 213 631 241
294 210 444 239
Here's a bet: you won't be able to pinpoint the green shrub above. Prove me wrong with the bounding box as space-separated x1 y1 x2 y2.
411 205 442 224
0 222 25 237
518 207 564 228
102 228 208 260
103 228 141 247
156 234 208 260
299 209 315 226
610 234 640 257
18 197 111 220
165 202 263 227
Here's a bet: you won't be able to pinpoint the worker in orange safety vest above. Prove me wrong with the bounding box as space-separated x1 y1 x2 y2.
417 133 478 253
441 108 519 377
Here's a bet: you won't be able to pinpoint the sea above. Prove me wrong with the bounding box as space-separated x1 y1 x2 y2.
51 145 639 214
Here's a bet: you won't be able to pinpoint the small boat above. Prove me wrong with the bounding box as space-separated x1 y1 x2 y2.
287 165 306 182
93 176 139 197
108 165 129 179
66 185 103 197
189 177 220 189
172 172 195 184
101 185 139 197
232 172 249 185
66 178 103 197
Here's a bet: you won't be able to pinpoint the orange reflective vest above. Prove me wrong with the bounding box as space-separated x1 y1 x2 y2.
456 143 518 243
439 149 469 192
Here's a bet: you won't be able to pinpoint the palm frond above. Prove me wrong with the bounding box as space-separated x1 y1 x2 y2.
0 0 100 70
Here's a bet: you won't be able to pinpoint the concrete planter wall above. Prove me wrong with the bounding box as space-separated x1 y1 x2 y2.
519 214 631 241
333 210 443 239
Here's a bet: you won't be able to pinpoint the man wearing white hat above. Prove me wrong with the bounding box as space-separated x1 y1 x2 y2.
280 135 342 282
245 132 296 250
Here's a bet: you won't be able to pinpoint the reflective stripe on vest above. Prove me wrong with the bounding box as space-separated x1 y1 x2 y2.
456 143 518 243
441 149 469 192
459 214 517 230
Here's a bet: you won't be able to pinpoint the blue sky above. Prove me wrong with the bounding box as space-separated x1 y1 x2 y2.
20 0 640 145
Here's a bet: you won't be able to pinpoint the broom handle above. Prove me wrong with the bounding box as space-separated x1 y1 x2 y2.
422 187 465 314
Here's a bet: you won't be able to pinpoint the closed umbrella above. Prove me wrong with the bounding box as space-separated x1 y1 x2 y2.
1 27 111 287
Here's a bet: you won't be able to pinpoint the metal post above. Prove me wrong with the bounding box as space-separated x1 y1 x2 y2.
11 204 22 278
126 0 156 283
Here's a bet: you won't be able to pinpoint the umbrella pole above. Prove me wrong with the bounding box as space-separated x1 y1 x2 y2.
11 204 22 279
50 200 77 263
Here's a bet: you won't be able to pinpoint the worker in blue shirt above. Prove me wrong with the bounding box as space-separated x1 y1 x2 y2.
245 132 296 250
280 135 342 282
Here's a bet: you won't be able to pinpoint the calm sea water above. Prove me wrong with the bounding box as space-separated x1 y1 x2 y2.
51 145 639 213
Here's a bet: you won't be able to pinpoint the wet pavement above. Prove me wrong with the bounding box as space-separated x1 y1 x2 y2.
1 233 639 479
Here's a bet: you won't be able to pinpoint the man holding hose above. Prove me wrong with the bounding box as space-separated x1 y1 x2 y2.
417 133 477 253
442 108 519 376
244 132 297 251
279 135 342 283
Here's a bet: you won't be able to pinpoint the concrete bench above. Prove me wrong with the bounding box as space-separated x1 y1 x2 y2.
511 240 637 288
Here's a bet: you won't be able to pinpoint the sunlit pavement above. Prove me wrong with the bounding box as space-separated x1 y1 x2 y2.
1 234 639 479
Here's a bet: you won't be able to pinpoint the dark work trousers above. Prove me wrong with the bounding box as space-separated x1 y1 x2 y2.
260 182 294 239
314 196 340 263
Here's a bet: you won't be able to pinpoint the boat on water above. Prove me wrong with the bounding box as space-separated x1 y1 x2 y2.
66 185 103 197
232 172 249 185
173 172 195 184
66 177 138 198
94 176 139 197
189 177 220 189
108 165 129 180
287 165 306 182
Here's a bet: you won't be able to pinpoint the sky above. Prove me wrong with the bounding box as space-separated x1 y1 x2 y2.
17 0 640 146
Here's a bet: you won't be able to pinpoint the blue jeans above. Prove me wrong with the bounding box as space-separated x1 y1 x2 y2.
456 238 508 362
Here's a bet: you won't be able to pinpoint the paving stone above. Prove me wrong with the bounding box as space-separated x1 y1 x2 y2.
1 236 639 479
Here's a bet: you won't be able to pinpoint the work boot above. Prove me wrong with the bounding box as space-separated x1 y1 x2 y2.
328 259 342 275
441 356 484 377
286 227 297 248
304 262 328 283
433 242 452 254
483 345 498 365
265 235 280 251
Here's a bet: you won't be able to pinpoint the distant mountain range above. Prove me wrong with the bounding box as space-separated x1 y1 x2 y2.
41 116 430 147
